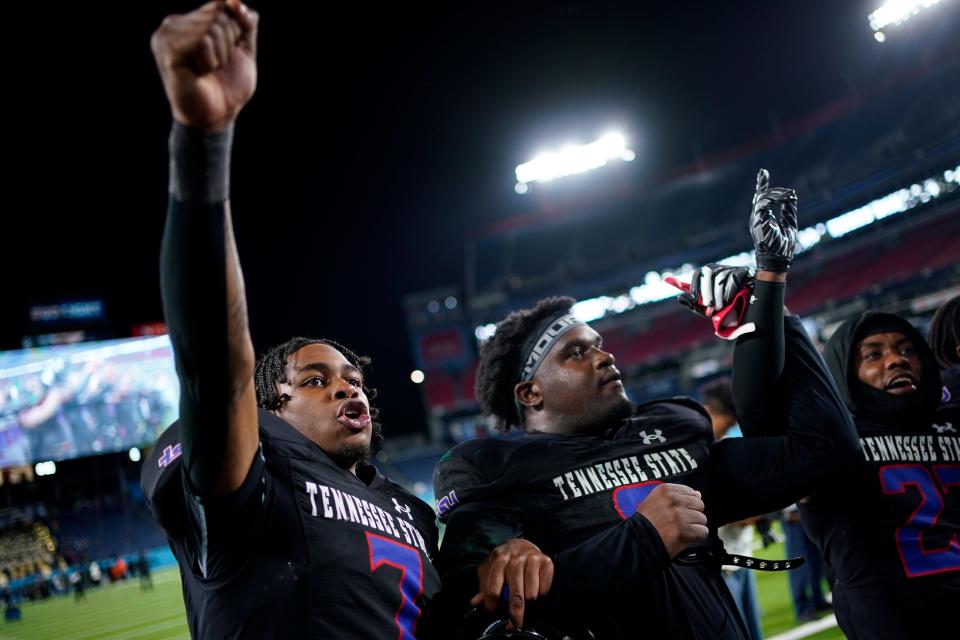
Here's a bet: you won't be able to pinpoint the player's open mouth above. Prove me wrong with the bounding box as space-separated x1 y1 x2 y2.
337 400 371 430
884 374 918 395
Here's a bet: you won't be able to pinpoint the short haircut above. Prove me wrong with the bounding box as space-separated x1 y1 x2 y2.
699 376 736 418
475 296 576 431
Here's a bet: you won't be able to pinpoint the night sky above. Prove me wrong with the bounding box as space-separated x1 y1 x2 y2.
4 1 956 435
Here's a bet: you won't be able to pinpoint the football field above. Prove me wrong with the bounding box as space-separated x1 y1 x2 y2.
0 549 844 640
0 569 188 640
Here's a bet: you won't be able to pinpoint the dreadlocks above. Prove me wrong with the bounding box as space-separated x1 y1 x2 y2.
254 336 382 442
475 296 576 431
929 295 960 370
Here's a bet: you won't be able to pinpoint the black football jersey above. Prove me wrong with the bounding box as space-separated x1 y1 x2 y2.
142 410 441 639
435 316 858 640
814 310 960 639
799 408 960 638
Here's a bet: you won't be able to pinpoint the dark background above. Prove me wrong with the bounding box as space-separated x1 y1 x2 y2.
4 0 957 435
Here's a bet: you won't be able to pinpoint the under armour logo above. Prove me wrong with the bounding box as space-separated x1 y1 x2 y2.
639 429 666 445
393 497 413 520
932 422 956 434
158 443 182 468
745 559 754 567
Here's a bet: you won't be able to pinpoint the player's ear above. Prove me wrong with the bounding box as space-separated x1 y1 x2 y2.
515 380 542 410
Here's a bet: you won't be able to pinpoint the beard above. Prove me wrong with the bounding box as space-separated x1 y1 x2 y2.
330 444 371 469
569 394 633 435
599 394 634 429
330 421 383 469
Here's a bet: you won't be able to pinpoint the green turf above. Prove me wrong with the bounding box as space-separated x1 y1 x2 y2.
752 526 844 640
0 569 188 640
1 541 847 639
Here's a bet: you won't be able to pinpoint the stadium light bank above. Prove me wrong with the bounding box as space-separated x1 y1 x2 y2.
869 0 945 42
515 133 635 194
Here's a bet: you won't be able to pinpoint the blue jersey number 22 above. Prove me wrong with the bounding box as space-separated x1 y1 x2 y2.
879 464 960 578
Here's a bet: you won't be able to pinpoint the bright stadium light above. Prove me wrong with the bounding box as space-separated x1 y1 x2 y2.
410 370 425 384
515 132 635 193
868 0 944 39
475 323 497 342
35 461 57 477
129 447 142 462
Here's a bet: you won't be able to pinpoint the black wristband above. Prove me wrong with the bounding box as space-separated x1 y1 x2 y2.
755 253 791 273
168 122 233 203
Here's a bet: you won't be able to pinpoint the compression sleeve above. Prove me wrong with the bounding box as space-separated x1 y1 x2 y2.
160 123 234 497
708 315 860 524
731 280 785 435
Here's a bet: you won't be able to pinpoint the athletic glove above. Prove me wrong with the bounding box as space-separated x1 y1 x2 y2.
749 169 798 272
665 264 756 340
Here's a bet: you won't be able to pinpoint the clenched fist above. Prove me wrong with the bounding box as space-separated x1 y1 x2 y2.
635 483 709 558
151 0 259 132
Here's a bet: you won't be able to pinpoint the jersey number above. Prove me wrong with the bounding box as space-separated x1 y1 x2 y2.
879 464 960 578
612 480 663 520
366 532 424 640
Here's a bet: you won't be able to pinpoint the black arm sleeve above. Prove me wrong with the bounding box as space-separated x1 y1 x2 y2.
731 280 785 435
160 124 233 497
707 314 860 525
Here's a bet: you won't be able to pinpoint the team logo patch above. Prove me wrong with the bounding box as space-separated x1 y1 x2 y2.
639 429 666 445
157 443 182 468
436 490 459 519
932 422 956 434
393 497 413 520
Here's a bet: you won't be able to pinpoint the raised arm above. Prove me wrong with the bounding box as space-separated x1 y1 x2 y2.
152 0 261 496
706 171 859 523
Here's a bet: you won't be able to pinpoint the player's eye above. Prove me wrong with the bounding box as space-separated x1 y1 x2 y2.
304 377 325 387
347 377 362 387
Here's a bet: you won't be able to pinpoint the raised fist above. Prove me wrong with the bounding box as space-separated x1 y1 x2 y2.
151 1 259 132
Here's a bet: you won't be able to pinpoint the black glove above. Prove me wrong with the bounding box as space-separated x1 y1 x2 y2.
749 169 798 272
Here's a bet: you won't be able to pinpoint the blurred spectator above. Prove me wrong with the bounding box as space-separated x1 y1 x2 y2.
701 377 764 640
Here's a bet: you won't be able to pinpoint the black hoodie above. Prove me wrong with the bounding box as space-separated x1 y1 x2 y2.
823 311 944 431
800 311 960 640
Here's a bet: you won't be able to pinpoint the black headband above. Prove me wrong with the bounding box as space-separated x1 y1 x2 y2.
517 312 582 384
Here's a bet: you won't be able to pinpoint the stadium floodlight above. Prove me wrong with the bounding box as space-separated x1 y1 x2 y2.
35 461 57 477
515 132 635 193
410 370 425 384
869 0 944 40
129 447 142 462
